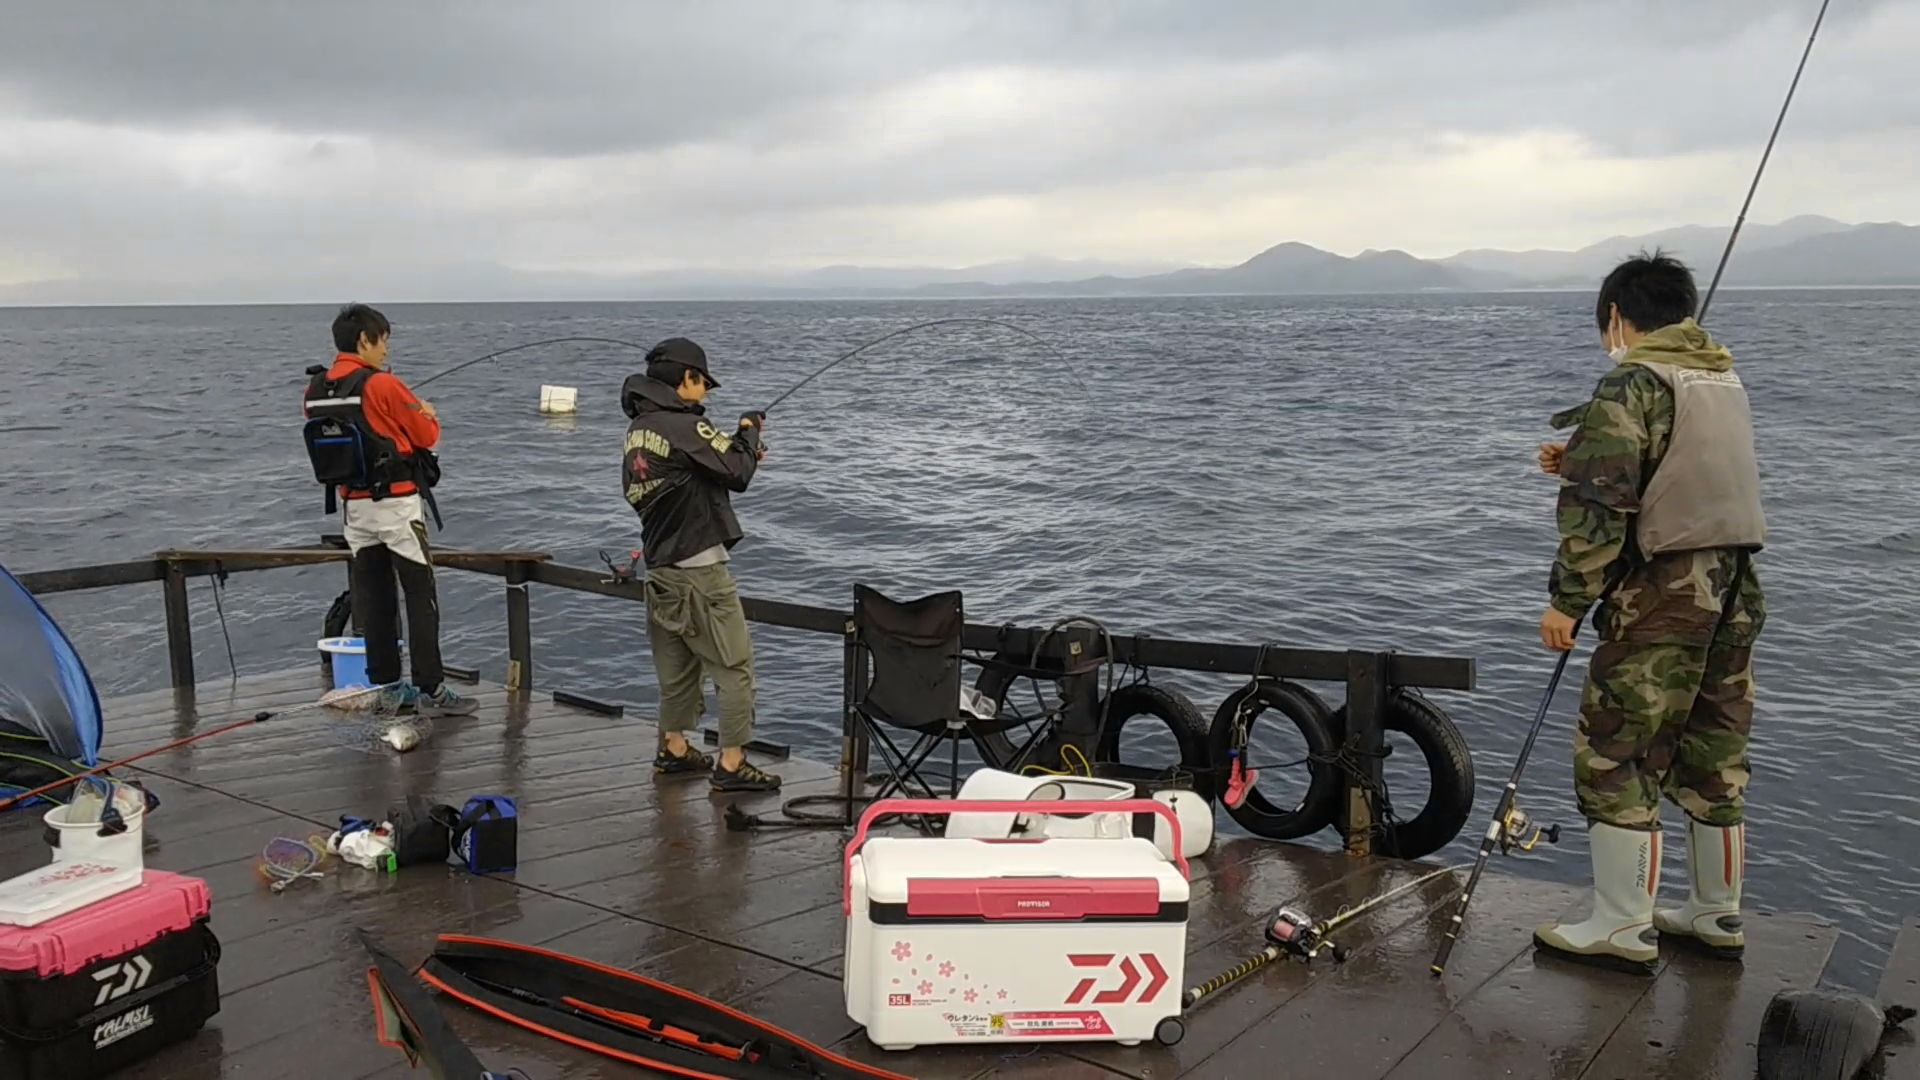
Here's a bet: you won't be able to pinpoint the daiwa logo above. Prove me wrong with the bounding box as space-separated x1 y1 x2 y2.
93 1005 153 1049
92 954 154 1005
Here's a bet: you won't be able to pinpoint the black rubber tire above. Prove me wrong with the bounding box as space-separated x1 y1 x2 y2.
1328 687 1476 861
1093 682 1217 804
969 651 1071 770
1207 679 1344 840
1154 1016 1186 1047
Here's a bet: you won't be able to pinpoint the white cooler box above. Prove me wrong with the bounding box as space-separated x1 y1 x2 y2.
844 798 1190 1051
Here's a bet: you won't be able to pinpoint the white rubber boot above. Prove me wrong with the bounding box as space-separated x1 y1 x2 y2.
1653 817 1744 959
1533 821 1661 974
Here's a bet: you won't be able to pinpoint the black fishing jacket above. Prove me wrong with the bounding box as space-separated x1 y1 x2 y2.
620 376 763 569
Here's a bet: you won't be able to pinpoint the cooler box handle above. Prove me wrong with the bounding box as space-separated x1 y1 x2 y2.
843 798 1187 916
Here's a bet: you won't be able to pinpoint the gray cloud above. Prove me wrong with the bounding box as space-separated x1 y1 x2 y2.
0 0 1914 293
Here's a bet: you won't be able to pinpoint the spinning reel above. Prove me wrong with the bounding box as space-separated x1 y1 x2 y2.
1497 801 1561 856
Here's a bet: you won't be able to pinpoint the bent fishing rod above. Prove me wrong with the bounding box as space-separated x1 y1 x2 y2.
405 318 1087 413
1697 0 1833 322
1429 644 1574 976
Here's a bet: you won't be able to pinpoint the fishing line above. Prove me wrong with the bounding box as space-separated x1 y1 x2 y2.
1698 0 1832 322
412 336 655 389
759 317 1090 414
407 319 1089 410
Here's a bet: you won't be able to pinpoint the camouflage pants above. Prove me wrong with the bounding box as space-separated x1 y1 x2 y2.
1572 638 1754 830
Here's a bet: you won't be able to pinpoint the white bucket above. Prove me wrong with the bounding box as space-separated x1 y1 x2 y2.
539 385 579 414
1032 775 1136 840
44 792 145 870
946 769 1063 838
1151 789 1215 860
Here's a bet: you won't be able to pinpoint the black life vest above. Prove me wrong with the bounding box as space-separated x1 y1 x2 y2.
302 364 442 526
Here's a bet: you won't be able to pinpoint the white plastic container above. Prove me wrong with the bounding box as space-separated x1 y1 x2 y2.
0 861 143 927
539 385 579 413
44 789 145 870
945 769 1062 839
1028 776 1136 840
1151 789 1215 860
844 799 1189 1051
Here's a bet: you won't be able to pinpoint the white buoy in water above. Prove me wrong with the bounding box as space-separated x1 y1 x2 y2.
539 385 579 414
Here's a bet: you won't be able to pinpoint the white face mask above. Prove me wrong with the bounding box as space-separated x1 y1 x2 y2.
1605 320 1628 362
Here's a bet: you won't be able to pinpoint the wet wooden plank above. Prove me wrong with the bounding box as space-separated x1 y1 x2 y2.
118 875 617 1078
1068 842 1432 1080
1193 874 1584 1078
16 669 1870 1080
1377 908 1669 1080
1877 918 1920 1080
1579 911 1837 1079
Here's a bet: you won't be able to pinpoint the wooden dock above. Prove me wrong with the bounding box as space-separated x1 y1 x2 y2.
0 668 1896 1079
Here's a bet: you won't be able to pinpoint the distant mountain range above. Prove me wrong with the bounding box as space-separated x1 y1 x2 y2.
4 216 1917 305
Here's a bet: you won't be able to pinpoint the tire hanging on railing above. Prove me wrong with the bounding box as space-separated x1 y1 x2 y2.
1327 687 1476 861
1207 680 1345 841
1092 682 1216 804
969 658 1216 796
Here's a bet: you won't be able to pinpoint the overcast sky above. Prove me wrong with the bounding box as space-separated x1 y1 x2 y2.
2 0 1915 288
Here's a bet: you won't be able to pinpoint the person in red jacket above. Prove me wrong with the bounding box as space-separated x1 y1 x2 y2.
303 303 474 717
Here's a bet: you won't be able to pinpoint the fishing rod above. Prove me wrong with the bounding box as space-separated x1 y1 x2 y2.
1697 0 1833 322
412 336 654 389
0 685 393 813
1429 646 1574 976
1181 862 1469 1010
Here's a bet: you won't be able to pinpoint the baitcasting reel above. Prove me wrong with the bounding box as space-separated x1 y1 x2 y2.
1498 803 1561 856
1268 907 1349 964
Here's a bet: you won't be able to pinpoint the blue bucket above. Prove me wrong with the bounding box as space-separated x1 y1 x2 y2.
318 637 370 689
318 636 406 690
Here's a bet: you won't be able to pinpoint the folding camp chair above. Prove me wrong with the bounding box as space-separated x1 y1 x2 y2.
846 584 1070 802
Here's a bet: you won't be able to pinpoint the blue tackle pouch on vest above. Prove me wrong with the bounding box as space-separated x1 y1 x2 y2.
451 796 517 875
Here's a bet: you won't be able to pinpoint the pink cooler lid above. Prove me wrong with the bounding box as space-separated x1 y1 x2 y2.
0 869 211 978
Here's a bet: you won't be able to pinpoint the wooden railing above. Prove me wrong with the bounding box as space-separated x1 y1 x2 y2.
19 540 1477 857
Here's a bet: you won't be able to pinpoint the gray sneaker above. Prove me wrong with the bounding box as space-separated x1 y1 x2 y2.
418 683 478 716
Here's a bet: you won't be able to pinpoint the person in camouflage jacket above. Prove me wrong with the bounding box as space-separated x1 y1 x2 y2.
1531 251 1767 974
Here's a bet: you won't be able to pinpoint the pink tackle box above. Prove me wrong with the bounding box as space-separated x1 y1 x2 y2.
0 869 221 1079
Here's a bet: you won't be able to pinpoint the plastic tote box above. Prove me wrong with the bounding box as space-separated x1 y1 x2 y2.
0 870 221 1079
843 798 1190 1051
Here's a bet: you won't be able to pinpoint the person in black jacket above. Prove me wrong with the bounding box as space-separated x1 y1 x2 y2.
621 337 780 793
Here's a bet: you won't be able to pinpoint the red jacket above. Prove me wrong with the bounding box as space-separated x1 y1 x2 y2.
303 355 441 499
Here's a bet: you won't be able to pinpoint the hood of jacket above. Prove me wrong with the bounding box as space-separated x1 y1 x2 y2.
621 374 705 420
1623 318 1734 372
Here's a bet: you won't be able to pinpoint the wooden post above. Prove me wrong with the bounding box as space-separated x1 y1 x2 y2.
1056 626 1108 765
161 560 194 689
1341 650 1391 858
505 562 532 693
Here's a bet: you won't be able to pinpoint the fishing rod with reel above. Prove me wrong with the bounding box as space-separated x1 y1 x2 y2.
1429 645 1574 976
1179 861 1471 1013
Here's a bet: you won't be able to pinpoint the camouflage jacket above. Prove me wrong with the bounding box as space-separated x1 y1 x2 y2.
1548 320 1765 648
